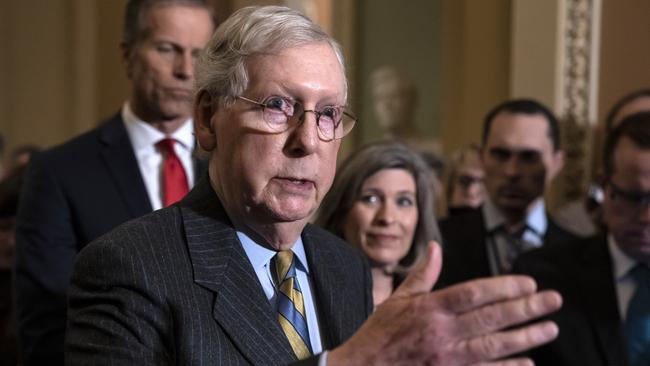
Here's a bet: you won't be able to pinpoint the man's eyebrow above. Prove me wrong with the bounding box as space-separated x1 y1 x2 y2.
489 147 541 153
517 148 542 155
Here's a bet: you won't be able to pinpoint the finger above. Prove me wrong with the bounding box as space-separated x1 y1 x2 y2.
454 290 562 338
433 275 538 314
462 320 558 363
392 241 442 298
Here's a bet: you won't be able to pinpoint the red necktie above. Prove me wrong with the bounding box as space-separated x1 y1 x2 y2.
157 138 189 206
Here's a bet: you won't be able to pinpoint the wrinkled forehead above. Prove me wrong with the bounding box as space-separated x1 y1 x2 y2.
245 43 347 104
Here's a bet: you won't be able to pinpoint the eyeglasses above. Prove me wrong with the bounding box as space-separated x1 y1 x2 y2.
236 95 357 141
608 180 650 210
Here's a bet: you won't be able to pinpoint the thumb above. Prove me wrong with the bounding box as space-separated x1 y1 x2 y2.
392 240 442 298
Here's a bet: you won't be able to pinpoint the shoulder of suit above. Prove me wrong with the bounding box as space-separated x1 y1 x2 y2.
85 205 181 251
438 207 483 240
546 216 584 243
30 113 124 166
518 232 599 268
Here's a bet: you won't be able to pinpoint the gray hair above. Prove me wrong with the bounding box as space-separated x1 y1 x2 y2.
315 141 441 274
195 5 347 106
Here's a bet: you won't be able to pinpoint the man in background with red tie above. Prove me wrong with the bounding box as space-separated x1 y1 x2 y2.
14 1 215 364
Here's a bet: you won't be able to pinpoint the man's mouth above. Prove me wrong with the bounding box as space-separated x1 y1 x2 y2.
275 177 315 191
165 88 193 100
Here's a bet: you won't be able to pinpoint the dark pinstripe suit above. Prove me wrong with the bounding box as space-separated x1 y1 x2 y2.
65 176 373 365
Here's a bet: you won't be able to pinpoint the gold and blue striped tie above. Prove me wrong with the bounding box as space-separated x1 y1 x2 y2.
273 251 312 360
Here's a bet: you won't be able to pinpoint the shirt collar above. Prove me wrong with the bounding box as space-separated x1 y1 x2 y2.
237 231 310 274
482 198 547 236
121 102 194 152
608 233 638 281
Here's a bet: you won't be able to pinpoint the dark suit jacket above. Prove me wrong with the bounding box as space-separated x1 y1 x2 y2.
15 113 207 365
513 234 629 366
437 207 578 288
65 176 373 365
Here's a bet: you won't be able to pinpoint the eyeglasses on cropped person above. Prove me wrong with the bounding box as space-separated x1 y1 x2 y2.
607 180 650 211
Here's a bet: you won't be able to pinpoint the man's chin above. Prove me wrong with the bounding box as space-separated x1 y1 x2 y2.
158 103 193 121
259 201 316 224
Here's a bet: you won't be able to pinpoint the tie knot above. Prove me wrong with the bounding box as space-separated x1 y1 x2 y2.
274 251 295 283
156 138 177 153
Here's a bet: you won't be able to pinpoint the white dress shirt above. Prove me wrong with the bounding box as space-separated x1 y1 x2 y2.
122 102 195 210
483 198 547 274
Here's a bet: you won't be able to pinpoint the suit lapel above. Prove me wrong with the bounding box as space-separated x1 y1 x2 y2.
303 226 359 349
180 178 296 366
97 114 152 216
576 234 629 365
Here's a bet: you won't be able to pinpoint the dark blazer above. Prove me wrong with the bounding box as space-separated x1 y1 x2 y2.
437 207 579 288
513 234 629 366
15 113 207 365
65 176 373 365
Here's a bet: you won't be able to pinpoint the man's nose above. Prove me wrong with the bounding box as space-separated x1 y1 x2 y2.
286 111 319 157
467 183 483 197
174 52 194 80
503 157 521 177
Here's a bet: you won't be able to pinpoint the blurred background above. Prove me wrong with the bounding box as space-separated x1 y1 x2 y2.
0 0 649 209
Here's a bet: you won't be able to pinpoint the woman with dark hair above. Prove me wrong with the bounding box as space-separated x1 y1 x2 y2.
315 141 441 306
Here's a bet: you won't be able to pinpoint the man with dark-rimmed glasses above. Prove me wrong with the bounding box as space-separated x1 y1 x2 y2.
515 111 650 366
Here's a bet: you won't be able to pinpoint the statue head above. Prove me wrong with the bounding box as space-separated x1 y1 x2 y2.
370 66 418 136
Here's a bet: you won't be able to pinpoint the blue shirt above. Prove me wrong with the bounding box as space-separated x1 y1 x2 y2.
237 231 323 355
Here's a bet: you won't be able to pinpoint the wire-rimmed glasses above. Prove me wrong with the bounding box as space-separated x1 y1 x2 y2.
236 95 357 141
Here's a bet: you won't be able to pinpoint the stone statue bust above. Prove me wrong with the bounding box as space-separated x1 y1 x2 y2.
370 66 419 140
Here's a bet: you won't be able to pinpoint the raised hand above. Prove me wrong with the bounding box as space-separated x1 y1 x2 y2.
329 241 562 366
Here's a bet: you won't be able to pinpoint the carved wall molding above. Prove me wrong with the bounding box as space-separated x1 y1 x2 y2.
559 0 601 202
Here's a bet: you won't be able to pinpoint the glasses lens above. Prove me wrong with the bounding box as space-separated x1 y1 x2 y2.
314 107 341 140
262 97 292 131
330 112 355 140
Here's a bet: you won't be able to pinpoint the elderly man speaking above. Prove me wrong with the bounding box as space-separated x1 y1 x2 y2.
65 6 561 366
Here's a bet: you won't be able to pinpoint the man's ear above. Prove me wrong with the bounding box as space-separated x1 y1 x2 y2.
194 90 217 152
